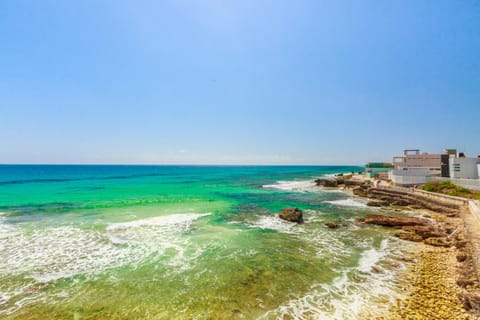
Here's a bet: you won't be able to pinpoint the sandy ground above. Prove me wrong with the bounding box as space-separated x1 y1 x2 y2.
344 174 480 319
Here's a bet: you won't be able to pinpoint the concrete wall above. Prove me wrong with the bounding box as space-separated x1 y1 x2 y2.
405 154 442 167
394 154 442 169
467 200 480 280
389 169 429 186
449 157 480 179
430 177 480 191
413 188 467 207
469 200 480 224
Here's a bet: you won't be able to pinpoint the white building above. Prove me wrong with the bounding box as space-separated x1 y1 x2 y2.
449 157 480 179
389 149 446 186
389 167 433 185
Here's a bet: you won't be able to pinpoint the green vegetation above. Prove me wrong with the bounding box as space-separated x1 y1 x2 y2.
365 162 394 168
421 180 480 200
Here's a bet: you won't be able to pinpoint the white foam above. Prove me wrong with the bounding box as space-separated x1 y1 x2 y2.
260 238 409 320
245 216 299 234
0 217 20 241
106 213 210 232
357 239 389 273
0 213 212 314
324 198 368 208
263 180 319 193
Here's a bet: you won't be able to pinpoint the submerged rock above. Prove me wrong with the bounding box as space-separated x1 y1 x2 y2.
324 221 339 229
279 208 303 223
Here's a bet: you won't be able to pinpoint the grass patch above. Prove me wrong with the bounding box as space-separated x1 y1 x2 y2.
421 181 480 200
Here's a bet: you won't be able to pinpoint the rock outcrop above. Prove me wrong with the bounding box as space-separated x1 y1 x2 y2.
401 225 448 239
349 183 462 215
279 208 303 223
315 176 369 189
363 214 430 227
367 200 389 207
314 178 338 187
396 232 424 242
363 213 460 249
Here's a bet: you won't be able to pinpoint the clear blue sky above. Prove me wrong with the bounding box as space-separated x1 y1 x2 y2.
1 1 479 165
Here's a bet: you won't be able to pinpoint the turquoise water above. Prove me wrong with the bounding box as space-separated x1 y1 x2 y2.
0 165 409 319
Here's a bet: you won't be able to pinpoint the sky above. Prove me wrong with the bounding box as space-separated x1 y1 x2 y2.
1 0 479 165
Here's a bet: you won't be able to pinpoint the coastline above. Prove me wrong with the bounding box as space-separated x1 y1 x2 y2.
330 174 479 319
1 165 478 319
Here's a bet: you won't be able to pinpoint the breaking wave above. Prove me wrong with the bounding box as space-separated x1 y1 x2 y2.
260 239 409 320
262 180 319 192
0 213 211 315
242 215 300 234
324 198 368 208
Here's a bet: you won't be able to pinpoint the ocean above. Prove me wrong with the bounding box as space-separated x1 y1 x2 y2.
0 165 411 319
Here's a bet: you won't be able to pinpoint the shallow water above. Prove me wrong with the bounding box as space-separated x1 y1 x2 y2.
0 165 410 319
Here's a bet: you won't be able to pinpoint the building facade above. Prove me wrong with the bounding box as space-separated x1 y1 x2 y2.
449 157 480 179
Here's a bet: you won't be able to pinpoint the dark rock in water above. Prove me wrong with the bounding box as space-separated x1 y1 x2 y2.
314 178 338 187
325 221 339 229
396 232 423 242
279 208 303 223
363 214 430 227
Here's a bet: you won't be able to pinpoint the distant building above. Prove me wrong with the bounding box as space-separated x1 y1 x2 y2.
392 149 449 176
386 148 480 187
449 156 480 179
389 149 448 186
365 162 393 179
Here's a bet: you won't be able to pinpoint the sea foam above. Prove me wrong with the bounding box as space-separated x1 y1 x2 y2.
106 213 210 232
262 180 319 193
244 216 299 234
0 213 211 315
260 239 407 320
324 198 368 208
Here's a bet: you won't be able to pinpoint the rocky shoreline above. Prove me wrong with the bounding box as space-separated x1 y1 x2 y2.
316 175 480 319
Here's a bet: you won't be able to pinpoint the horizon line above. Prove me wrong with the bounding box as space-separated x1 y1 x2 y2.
0 163 365 167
